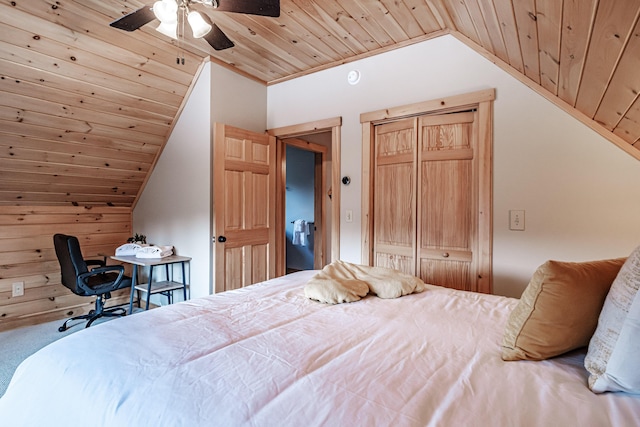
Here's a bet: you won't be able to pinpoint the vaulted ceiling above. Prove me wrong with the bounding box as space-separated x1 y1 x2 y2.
2 0 639 207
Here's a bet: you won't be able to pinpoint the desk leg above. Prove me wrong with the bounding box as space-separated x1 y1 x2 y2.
182 261 187 301
166 264 171 304
146 265 153 310
128 265 138 315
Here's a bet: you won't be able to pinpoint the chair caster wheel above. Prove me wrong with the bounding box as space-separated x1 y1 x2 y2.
58 326 66 332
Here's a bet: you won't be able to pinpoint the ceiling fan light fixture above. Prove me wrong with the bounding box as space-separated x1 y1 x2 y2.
156 21 178 39
187 11 212 38
110 0 280 55
153 0 178 24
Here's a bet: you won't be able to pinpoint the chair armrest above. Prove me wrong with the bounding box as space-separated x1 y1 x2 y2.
89 265 124 276
77 265 126 295
86 259 106 268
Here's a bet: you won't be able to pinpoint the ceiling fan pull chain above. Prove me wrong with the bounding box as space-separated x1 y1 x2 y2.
178 5 185 65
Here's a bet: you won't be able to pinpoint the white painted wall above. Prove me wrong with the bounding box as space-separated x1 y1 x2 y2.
134 61 267 300
134 62 212 300
267 35 640 298
211 65 267 133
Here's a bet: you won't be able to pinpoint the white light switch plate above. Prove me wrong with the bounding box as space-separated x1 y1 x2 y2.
12 281 24 297
509 210 525 231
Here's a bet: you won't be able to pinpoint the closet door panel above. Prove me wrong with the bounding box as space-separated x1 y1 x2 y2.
419 259 472 290
373 119 417 275
376 251 414 273
421 160 472 249
417 113 476 290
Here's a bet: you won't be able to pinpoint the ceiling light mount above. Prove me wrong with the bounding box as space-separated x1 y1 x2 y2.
347 70 361 85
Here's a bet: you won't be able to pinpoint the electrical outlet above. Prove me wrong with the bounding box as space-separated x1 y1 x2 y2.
12 281 24 297
345 210 353 223
509 210 525 231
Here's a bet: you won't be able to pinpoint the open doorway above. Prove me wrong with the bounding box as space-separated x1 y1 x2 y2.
269 117 342 277
283 138 329 273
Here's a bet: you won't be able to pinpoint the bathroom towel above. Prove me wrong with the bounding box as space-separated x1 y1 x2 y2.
292 219 310 246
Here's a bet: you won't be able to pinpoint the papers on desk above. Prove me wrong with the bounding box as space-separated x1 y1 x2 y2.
135 245 173 259
115 243 174 258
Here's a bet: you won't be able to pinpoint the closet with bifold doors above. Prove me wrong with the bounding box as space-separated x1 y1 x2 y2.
362 90 494 294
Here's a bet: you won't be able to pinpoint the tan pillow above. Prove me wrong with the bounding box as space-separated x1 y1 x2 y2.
502 258 626 361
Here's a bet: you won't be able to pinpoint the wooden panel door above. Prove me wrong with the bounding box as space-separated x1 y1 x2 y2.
417 112 476 290
213 124 276 293
372 118 417 275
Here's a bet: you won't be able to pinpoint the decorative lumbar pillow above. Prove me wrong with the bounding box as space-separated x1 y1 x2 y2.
585 246 640 393
502 257 626 361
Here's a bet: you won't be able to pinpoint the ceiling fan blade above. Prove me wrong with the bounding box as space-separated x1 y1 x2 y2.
214 0 280 18
203 24 235 50
110 6 156 32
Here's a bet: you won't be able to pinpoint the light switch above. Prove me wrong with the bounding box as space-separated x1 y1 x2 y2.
509 210 525 231
345 210 353 223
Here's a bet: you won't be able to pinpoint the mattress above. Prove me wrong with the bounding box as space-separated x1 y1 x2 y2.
0 270 638 426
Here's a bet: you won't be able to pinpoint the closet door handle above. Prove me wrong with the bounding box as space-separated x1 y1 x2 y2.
218 236 227 243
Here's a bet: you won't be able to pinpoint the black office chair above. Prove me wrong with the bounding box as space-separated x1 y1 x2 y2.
53 234 132 332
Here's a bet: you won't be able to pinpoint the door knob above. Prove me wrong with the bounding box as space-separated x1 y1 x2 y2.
442 252 450 258
218 236 227 243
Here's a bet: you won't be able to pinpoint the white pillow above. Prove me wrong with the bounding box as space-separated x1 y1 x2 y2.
584 245 640 393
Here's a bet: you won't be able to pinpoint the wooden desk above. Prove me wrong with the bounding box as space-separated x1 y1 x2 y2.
111 255 191 314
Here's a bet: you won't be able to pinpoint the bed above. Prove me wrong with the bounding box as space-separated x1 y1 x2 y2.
1 265 639 426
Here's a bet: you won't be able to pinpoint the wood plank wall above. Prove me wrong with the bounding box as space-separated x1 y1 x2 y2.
0 205 132 332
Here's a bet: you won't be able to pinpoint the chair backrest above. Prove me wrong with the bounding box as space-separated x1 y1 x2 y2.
53 234 89 293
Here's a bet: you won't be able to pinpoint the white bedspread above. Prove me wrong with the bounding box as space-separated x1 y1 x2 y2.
1 271 638 426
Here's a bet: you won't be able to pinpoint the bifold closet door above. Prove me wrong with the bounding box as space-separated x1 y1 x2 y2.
417 112 476 291
372 118 417 275
364 90 493 293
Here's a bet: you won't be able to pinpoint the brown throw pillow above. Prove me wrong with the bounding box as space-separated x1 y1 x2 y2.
502 258 626 361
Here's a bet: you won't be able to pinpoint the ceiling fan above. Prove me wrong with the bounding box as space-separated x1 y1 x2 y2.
110 0 280 52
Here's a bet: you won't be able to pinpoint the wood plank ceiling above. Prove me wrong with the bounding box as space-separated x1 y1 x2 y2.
1 0 639 207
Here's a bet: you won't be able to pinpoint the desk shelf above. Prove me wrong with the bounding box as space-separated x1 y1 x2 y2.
135 281 186 295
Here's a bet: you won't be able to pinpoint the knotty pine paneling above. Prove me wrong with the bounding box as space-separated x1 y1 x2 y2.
0 205 132 332
1 0 640 213
0 0 198 208
574 0 640 118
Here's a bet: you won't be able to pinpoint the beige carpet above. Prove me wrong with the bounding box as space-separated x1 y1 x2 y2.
0 305 139 398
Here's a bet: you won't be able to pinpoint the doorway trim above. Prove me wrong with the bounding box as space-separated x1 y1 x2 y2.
361 89 494 293
269 117 342 277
